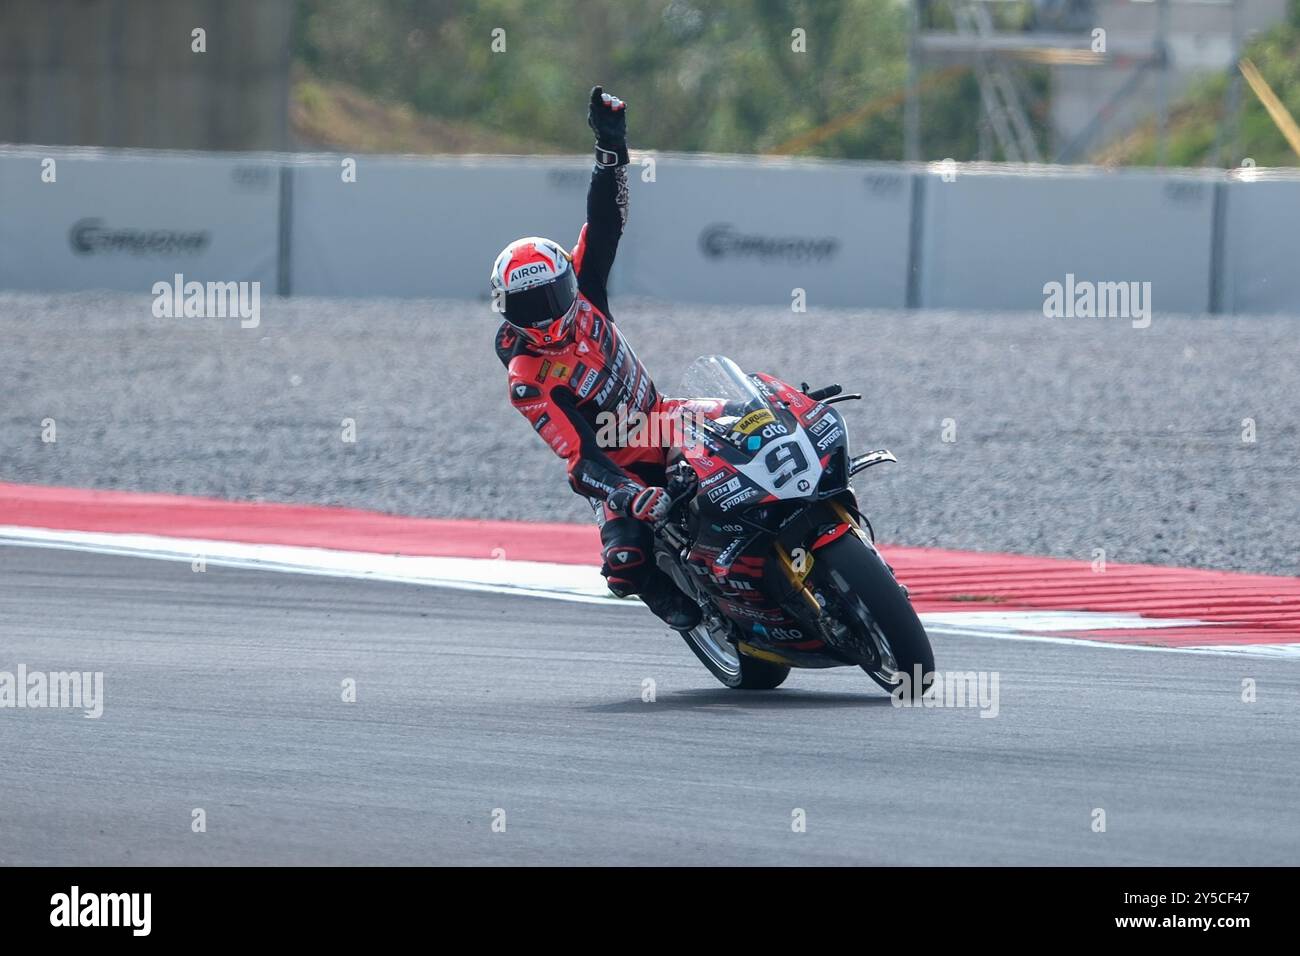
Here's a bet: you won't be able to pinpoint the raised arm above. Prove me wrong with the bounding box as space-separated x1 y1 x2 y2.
574 86 629 317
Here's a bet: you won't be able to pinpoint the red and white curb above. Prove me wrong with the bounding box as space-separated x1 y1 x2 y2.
3 482 1298 658
0 525 615 605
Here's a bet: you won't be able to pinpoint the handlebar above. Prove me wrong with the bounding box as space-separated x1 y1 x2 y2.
803 383 843 402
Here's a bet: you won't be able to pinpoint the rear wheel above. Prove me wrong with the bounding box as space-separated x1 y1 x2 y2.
680 619 790 690
814 534 934 699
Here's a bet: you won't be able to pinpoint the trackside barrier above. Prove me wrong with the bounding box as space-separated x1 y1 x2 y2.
288 154 592 298
619 155 911 308
1 146 1297 314
915 165 1216 315
1218 172 1300 315
0 147 279 292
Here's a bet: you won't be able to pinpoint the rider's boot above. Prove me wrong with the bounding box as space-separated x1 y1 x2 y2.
639 571 703 632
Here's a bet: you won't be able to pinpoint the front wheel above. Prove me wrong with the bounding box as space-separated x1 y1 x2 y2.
814 534 934 698
680 619 790 690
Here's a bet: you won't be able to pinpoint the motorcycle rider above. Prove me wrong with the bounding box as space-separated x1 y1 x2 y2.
491 86 702 632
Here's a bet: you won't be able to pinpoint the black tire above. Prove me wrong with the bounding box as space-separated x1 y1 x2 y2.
814 533 934 698
679 621 790 690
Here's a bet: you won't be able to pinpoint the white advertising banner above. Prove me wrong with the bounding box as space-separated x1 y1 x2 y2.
1 148 1297 317
289 155 594 299
919 168 1217 315
0 147 280 293
1221 179 1300 315
620 155 911 309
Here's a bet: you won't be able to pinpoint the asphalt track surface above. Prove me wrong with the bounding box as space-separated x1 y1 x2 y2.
2 292 1298 575
4 546 1298 866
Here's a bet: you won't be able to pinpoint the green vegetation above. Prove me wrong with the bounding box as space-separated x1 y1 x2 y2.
1098 10 1300 168
293 0 1299 166
293 0 989 158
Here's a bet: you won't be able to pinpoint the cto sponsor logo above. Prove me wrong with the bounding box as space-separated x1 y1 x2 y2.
760 422 788 440
70 218 209 256
752 624 804 641
699 223 840 263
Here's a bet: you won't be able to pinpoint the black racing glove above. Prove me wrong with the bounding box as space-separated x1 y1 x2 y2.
606 482 640 517
588 85 629 168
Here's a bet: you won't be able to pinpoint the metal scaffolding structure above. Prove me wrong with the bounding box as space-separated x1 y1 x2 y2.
904 0 1264 166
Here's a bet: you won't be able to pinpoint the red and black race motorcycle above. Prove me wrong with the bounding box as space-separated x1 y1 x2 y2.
653 355 934 695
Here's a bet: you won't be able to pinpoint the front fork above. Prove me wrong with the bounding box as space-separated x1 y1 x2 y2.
772 496 865 623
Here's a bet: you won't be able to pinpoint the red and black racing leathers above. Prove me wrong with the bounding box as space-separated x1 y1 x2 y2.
495 158 680 597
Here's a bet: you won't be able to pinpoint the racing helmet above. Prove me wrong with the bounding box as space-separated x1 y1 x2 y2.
490 236 580 346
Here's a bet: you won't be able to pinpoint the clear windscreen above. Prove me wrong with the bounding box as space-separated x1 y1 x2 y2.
677 355 768 416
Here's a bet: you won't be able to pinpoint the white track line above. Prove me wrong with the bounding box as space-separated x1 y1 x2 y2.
0 525 616 605
2 525 1293 659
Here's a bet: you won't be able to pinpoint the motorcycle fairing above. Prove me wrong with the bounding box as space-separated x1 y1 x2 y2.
667 357 875 668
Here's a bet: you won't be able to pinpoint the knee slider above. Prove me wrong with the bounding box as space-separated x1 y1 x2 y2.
603 544 646 574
